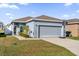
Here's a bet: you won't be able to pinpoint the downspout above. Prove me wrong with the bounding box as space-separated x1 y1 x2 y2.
61 20 66 37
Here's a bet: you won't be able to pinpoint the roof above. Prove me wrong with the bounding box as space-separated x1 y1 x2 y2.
67 18 79 24
35 15 61 20
13 16 33 22
67 18 79 22
13 15 63 23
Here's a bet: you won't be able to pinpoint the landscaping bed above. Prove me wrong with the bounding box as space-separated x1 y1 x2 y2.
19 32 30 38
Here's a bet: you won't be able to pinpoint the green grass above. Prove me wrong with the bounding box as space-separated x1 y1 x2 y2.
69 37 79 40
0 36 75 56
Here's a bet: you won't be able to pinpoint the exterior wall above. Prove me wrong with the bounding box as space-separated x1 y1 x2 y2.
12 22 26 35
11 22 34 36
66 24 79 37
0 23 3 30
34 21 64 38
12 20 65 38
12 23 14 35
26 21 35 37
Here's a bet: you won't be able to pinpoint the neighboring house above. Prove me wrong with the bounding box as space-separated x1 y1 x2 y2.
66 19 79 37
0 21 3 29
11 15 65 38
4 24 12 35
0 21 4 33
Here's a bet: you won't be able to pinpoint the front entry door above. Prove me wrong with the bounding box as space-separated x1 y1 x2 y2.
14 26 20 35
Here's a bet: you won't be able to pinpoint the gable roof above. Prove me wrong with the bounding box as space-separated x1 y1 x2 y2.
13 15 62 23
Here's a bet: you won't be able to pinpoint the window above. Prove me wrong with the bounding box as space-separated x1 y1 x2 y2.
30 31 32 33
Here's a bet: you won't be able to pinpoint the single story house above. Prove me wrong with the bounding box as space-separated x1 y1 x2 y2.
11 15 65 38
66 18 79 37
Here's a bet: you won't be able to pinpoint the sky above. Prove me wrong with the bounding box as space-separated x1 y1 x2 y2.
0 3 79 25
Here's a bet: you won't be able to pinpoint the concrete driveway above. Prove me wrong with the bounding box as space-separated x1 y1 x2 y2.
42 38 79 56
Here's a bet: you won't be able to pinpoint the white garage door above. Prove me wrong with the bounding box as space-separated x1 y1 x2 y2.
39 26 62 37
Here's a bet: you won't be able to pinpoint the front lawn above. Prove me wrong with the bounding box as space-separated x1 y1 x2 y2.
0 36 75 56
69 37 79 40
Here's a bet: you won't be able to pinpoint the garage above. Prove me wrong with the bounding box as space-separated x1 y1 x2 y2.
39 25 62 38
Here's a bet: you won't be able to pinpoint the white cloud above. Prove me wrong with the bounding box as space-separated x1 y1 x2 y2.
5 13 14 19
0 0 29 3
19 3 29 5
0 0 78 3
5 13 12 16
0 3 19 9
62 14 70 18
64 3 73 6
61 14 76 19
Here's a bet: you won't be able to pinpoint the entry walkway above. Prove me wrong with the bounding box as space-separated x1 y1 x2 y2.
13 35 40 40
14 35 26 40
42 38 79 56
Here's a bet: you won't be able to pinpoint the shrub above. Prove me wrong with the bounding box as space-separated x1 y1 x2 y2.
0 33 6 37
22 26 29 34
19 32 30 38
19 26 30 38
66 31 72 37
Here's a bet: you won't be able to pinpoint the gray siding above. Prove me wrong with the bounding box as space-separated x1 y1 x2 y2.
35 21 62 26
26 21 35 37
34 21 63 38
